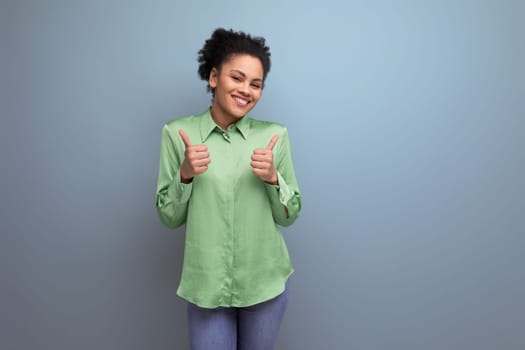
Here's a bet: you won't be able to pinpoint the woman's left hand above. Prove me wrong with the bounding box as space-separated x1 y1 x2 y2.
251 134 279 185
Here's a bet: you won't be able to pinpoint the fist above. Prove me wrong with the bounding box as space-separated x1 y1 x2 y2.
251 134 279 185
178 130 211 183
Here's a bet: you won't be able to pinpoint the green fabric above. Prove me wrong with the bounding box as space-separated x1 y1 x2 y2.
155 108 302 308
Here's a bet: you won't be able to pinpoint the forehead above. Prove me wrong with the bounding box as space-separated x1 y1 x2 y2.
222 54 263 78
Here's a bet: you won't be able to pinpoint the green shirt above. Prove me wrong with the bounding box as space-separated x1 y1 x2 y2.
155 108 302 308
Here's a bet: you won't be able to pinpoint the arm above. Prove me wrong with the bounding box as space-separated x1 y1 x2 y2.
264 128 302 227
155 124 193 228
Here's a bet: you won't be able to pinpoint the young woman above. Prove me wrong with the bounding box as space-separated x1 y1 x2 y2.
155 28 302 350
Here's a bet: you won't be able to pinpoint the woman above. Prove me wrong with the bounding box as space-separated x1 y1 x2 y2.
155 28 302 350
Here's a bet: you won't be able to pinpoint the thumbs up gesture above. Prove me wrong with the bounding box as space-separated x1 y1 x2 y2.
178 130 211 183
251 134 279 185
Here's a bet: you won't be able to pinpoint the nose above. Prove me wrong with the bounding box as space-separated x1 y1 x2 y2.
238 82 250 96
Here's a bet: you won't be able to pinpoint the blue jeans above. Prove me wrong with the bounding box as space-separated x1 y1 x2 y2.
186 286 289 350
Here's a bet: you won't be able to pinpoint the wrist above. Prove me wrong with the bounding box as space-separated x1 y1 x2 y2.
181 176 193 184
180 167 193 184
265 172 278 185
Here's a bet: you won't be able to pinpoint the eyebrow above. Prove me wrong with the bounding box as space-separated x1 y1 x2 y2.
230 69 263 82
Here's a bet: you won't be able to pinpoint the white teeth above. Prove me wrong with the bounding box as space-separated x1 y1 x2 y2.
234 97 248 106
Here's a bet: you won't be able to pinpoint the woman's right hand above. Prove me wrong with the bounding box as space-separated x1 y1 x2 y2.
178 130 211 183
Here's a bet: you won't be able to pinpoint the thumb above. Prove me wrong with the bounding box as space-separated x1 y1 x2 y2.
266 134 279 150
178 129 192 148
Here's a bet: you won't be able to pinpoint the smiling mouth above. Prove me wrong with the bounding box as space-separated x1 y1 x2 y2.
233 95 250 107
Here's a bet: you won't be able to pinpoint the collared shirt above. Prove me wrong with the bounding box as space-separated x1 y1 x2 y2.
155 108 302 308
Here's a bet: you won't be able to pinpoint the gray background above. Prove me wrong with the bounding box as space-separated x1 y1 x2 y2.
2 0 524 349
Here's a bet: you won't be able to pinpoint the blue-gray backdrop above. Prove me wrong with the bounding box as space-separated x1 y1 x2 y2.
2 1 524 349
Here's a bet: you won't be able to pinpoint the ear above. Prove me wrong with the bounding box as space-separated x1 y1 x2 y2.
209 67 218 89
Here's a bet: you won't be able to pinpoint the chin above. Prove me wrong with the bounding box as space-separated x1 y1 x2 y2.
230 108 249 118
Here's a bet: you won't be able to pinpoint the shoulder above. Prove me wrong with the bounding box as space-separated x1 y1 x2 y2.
160 112 205 146
249 117 288 136
163 114 199 132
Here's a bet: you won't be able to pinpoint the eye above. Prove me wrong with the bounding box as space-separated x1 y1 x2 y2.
232 76 241 82
251 83 261 89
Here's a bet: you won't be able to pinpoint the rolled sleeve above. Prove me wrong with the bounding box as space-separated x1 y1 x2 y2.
168 168 193 204
264 171 293 207
263 127 302 227
155 124 192 228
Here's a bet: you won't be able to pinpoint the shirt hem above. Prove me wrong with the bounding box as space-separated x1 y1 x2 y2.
177 269 294 309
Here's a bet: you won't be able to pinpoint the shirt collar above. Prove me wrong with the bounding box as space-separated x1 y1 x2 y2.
199 107 251 142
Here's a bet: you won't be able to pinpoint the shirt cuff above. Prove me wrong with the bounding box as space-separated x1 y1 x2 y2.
264 171 293 206
168 168 193 204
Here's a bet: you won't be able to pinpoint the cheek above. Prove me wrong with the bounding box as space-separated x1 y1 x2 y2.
252 88 262 98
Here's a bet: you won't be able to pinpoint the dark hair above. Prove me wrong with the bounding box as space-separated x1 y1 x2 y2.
197 28 271 95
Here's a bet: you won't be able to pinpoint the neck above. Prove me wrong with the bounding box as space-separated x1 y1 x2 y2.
210 104 238 131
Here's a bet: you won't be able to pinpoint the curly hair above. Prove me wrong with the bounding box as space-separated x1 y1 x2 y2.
197 28 271 95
